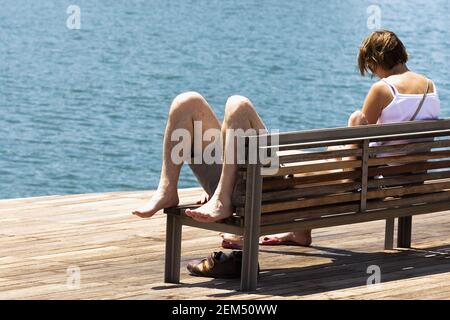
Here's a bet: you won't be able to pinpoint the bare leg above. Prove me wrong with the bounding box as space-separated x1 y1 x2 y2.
222 110 369 247
185 95 266 222
133 92 221 218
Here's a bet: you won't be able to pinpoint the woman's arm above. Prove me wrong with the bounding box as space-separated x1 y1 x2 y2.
361 81 393 124
329 83 394 157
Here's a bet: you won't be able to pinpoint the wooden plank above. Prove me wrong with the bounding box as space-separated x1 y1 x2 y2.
260 202 360 225
368 159 450 176
253 119 450 145
165 178 450 218
164 206 243 227
368 150 450 167
262 170 360 191
368 170 450 189
179 216 244 235
260 191 450 226
368 191 450 210
366 180 450 200
260 200 450 235
263 159 361 177
269 128 450 151
369 138 450 156
260 181 361 203
277 148 362 163
261 192 360 214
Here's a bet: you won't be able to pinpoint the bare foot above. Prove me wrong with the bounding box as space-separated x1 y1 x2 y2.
220 231 312 249
260 231 312 246
220 233 243 249
185 195 232 223
132 189 179 218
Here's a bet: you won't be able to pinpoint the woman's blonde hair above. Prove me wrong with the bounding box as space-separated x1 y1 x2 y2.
358 30 408 76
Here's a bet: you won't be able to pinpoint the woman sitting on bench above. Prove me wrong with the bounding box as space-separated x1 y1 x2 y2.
133 30 440 249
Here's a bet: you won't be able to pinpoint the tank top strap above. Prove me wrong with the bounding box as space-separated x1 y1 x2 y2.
381 78 399 97
430 80 438 95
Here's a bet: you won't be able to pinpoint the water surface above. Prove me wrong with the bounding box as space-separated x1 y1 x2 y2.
1 0 449 199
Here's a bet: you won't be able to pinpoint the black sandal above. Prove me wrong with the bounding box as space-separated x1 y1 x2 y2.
187 251 259 279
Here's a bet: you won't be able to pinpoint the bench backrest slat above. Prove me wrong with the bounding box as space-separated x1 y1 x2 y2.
251 119 450 145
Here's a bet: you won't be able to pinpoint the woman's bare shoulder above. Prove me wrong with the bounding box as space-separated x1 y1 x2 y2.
388 72 435 94
370 80 392 98
361 81 394 123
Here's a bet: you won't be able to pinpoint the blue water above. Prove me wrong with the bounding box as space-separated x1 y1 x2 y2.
1 0 449 199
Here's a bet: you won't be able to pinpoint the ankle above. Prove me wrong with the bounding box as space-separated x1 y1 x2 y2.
157 181 177 193
211 192 232 207
156 188 178 197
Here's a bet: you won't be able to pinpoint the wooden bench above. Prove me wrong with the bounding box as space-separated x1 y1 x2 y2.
163 119 450 291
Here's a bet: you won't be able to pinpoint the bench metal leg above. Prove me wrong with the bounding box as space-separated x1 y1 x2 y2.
240 160 262 292
397 216 412 248
241 224 260 292
384 218 395 250
164 214 182 283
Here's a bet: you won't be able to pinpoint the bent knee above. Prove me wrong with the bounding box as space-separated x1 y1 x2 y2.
170 91 206 113
224 95 254 117
348 110 368 126
172 91 205 106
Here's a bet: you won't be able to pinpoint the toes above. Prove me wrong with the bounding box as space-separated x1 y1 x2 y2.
185 210 203 221
132 208 156 218
189 211 213 223
202 216 214 223
187 211 197 219
193 214 210 223
133 212 146 218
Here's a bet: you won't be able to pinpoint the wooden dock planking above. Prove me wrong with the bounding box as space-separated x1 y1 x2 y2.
0 188 449 300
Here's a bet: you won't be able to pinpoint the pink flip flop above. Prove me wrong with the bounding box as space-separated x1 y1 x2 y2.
221 239 243 250
259 236 308 246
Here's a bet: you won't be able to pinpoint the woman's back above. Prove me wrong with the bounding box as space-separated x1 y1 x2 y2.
377 71 440 124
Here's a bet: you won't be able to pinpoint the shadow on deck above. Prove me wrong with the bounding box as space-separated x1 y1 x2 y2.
153 244 450 299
